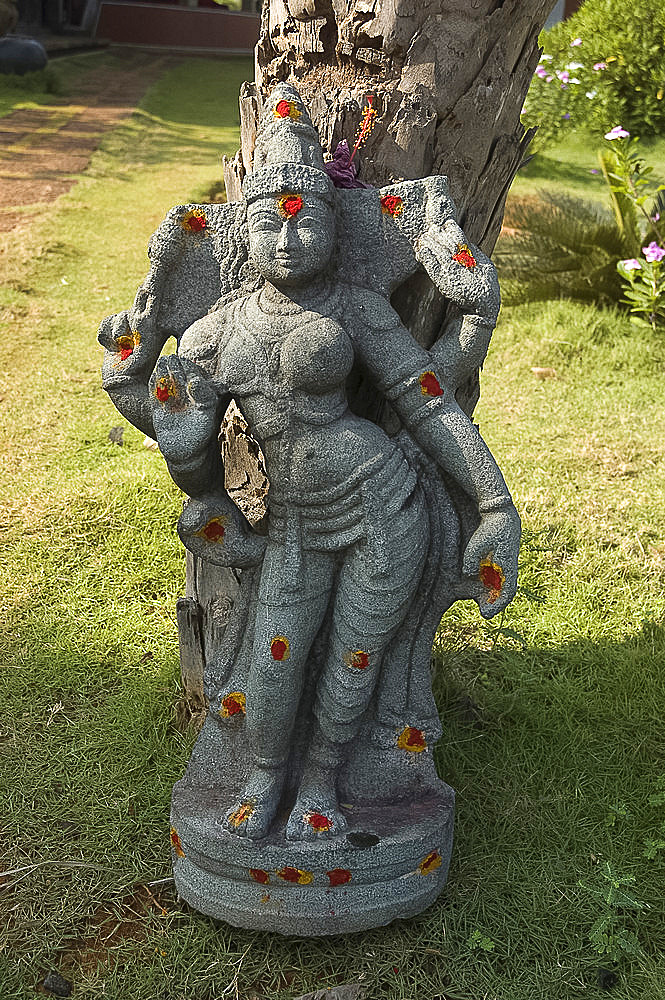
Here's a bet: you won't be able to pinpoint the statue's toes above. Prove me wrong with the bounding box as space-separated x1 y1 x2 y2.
285 809 313 842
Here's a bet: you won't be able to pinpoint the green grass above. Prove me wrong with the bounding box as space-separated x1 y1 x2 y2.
2 57 665 1000
513 130 665 204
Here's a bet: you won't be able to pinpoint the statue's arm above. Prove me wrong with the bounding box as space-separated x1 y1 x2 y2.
351 290 520 615
415 219 500 390
98 285 166 439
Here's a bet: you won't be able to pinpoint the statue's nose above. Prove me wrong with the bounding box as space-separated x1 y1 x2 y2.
277 221 297 253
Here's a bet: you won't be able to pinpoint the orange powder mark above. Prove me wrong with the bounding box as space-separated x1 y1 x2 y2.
249 868 270 885
327 868 352 886
270 636 290 661
277 866 313 885
229 802 254 827
419 850 442 876
452 243 477 268
170 827 185 858
419 371 443 398
397 726 427 753
220 692 246 718
479 557 505 604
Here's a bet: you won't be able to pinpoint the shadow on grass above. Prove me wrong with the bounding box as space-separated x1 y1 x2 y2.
3 606 665 999
517 152 605 193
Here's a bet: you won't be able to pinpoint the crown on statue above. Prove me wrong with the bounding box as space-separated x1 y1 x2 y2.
242 83 335 206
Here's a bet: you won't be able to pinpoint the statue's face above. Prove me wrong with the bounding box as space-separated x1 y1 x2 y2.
247 193 335 287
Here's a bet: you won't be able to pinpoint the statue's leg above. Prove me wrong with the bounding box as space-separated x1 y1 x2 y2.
224 540 335 839
285 491 429 841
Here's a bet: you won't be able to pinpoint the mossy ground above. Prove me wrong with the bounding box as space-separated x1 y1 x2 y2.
1 58 664 1000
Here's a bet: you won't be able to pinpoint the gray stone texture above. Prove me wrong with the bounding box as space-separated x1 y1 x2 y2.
99 83 520 935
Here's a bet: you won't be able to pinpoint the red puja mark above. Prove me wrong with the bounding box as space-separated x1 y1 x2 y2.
351 649 369 670
274 99 301 121
182 209 207 233
479 557 505 605
198 517 227 543
170 827 185 858
452 243 477 268
220 691 246 718
397 726 427 753
249 868 270 885
306 812 332 833
278 193 304 218
380 194 403 217
419 371 443 397
277 866 313 885
155 376 177 404
328 868 352 886
419 850 443 876
270 635 290 661
115 332 139 363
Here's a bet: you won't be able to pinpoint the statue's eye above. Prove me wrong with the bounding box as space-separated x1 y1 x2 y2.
252 216 280 232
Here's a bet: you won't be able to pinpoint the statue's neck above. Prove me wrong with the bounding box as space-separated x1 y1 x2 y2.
261 277 332 313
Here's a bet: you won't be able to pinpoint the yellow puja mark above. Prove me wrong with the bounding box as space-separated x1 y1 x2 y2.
170 826 185 858
220 691 246 718
196 516 228 544
276 866 314 885
274 98 301 120
229 802 254 827
181 209 207 233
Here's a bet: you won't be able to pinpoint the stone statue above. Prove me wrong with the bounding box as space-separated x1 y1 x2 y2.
98 84 520 935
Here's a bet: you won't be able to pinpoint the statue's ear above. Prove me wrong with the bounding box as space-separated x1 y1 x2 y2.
144 202 244 340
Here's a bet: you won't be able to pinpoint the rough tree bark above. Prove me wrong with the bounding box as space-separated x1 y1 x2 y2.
181 1 553 711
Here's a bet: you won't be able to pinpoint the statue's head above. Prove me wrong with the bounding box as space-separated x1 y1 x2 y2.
243 85 336 288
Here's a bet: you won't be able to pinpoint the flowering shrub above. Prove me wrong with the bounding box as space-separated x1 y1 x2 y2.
523 0 665 147
604 131 665 329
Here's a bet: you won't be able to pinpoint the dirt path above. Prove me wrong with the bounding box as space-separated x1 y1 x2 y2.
0 51 170 232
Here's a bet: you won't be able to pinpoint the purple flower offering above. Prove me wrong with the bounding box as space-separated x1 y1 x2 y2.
324 140 373 190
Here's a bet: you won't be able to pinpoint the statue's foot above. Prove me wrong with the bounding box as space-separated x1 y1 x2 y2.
285 766 347 842
223 766 284 839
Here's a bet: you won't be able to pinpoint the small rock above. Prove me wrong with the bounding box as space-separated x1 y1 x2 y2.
293 987 364 1000
43 971 73 997
143 435 159 451
531 366 557 380
108 425 124 446
597 967 618 991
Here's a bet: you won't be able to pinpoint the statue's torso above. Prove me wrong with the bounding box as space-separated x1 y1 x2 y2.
214 289 401 506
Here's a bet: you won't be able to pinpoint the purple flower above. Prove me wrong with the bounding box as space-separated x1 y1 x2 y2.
571 37 582 46
323 140 372 190
562 112 571 120
589 168 600 174
557 70 570 83
605 126 630 140
536 66 548 78
546 75 554 83
652 212 661 223
593 62 607 71
620 258 642 270
643 241 665 263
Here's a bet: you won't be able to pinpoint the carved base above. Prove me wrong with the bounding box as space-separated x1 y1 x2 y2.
171 778 454 936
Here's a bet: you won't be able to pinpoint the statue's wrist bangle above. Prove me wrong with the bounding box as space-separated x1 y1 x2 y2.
478 496 512 515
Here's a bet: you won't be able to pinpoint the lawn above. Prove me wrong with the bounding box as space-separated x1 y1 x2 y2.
1 56 665 1000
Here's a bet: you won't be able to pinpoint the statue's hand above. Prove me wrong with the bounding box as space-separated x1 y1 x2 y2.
460 506 521 618
98 286 168 380
415 220 499 321
178 496 267 569
148 354 220 464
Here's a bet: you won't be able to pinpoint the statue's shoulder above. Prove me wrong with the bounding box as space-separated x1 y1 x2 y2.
344 284 400 333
